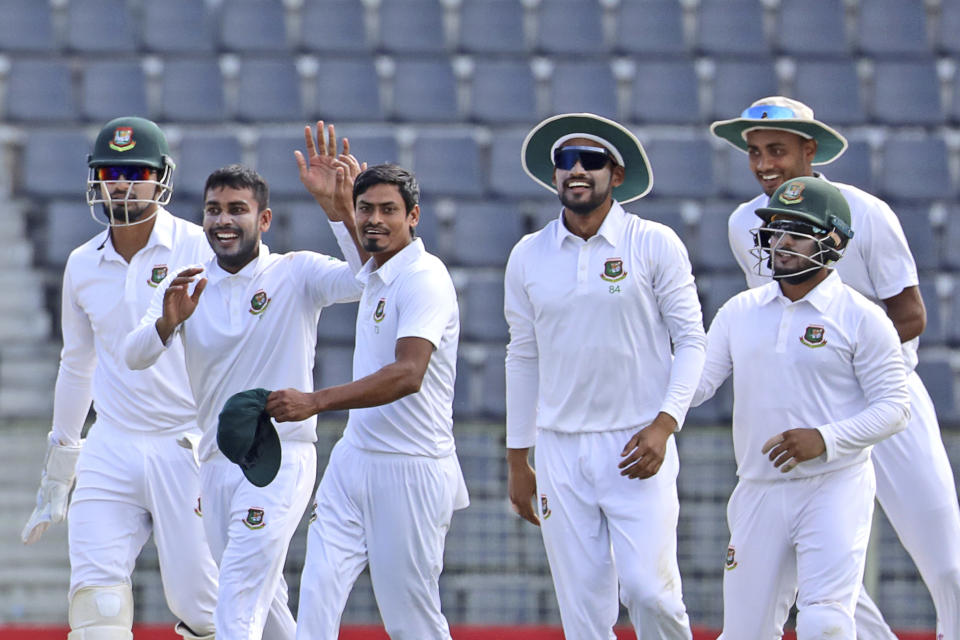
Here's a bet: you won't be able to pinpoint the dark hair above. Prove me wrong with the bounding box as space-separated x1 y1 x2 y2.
203 164 269 211
352 163 419 213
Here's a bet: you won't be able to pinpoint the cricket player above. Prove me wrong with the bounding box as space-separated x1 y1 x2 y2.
712 96 960 638
123 155 363 639
505 113 705 639
264 163 468 639
693 176 910 637
21 117 218 640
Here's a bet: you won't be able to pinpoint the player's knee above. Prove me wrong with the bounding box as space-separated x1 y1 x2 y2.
67 584 133 640
795 602 853 640
174 620 215 640
165 592 214 636
619 577 682 621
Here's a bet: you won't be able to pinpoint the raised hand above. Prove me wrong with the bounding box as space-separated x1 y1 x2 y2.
156 267 206 343
295 121 361 222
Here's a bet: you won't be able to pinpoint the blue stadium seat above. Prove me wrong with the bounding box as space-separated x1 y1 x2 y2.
160 59 226 123
824 140 873 193
0 0 55 52
218 0 289 53
690 204 743 273
548 61 617 120
479 346 506 418
919 278 946 346
236 59 303 122
696 273 747 328
717 146 762 200
631 201 688 243
447 201 525 267
6 60 77 123
313 57 383 122
316 301 358 344
949 283 960 346
300 0 371 53
945 205 960 271
916 359 955 422
255 134 312 198
458 0 527 54
631 60 701 125
21 131 90 199
535 0 607 55
412 130 485 198
896 205 938 273
412 196 442 255
469 58 537 124
278 200 352 255
880 136 952 201
856 0 931 58
695 0 767 56
66 0 137 53
175 133 243 198
390 58 459 122
775 0 849 57
41 200 106 268
792 60 864 126
953 76 960 126
939 1 960 54
643 138 716 199
489 130 551 198
378 0 447 54
142 0 215 53
615 0 686 56
709 61 779 122
870 60 943 126
333 129 398 166
459 272 509 342
80 61 148 123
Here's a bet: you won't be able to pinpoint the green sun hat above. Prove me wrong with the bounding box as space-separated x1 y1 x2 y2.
217 388 281 488
710 96 848 165
521 112 654 203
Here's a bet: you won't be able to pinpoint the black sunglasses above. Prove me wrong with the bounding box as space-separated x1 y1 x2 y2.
766 219 826 236
553 146 613 171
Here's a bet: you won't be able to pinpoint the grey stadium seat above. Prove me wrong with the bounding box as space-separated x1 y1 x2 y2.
446 201 525 267
316 301 358 344
255 134 314 198
377 0 447 54
469 58 537 125
41 200 106 268
856 0 931 58
332 129 398 166
175 133 243 198
616 0 687 56
0 0 55 52
919 278 945 346
142 0 216 53
412 130 485 198
792 60 865 126
690 203 742 273
458 0 527 54
939 1 960 55
390 58 460 122
824 140 874 194
160 59 226 123
278 200 352 255
695 0 767 56
236 58 303 122
944 205 960 271
643 138 716 199
631 60 701 125
21 130 91 199
870 60 943 126
534 0 607 55
775 0 849 57
548 61 618 121
916 359 957 424
66 0 137 53
488 130 549 198
896 205 939 273
6 59 77 123
218 0 289 53
80 61 148 123
313 57 383 122
880 136 952 201
631 201 688 243
300 0 371 53
717 146 762 200
459 272 509 343
709 60 779 122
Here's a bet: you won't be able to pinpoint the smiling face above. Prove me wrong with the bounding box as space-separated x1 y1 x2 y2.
551 137 625 216
355 182 419 266
745 129 817 196
202 185 272 273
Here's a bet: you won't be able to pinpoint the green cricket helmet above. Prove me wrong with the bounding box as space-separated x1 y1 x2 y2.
86 116 176 227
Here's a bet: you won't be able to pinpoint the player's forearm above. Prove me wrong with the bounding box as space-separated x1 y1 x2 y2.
312 361 424 413
51 367 94 446
122 321 167 371
818 398 910 461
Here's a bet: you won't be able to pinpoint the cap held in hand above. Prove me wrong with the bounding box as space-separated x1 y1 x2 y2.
217 388 281 487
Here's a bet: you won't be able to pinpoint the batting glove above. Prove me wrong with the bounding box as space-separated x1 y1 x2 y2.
21 433 82 545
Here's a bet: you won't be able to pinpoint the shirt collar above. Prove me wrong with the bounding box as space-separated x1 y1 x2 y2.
552 200 627 248
98 208 176 265
760 269 843 311
357 237 424 286
205 243 271 285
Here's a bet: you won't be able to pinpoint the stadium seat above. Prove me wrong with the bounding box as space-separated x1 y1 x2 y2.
66 0 137 53
479 345 507 418
377 0 447 54
615 0 687 56
823 140 873 193
709 60 780 122
413 197 442 254
255 134 314 198
315 344 355 390
627 201 687 241
939 1 960 54
944 205 960 271
41 200 106 268
717 146 762 200
695 0 767 56
80 61 148 123
459 272 509 343
489 130 552 198
631 60 701 125
469 58 537 124
690 204 743 273
236 58 303 122
548 61 618 121
411 130 485 198
919 278 946 346
174 133 243 198
142 0 216 53
0 0 55 52
300 0 371 53
452 427 505 498
332 129 398 166
278 200 352 255
856 0 931 57
446 201 525 267
915 359 957 423
313 57 383 122
696 273 747 328
390 58 460 122
953 77 960 126
870 60 943 126
457 0 527 54
21 130 90 199
5 59 77 123
643 138 717 199
534 0 608 55
218 0 290 53
775 0 850 57
792 60 865 126
160 59 227 123
879 136 953 201
316 300 358 344
445 498 523 571
896 205 938 273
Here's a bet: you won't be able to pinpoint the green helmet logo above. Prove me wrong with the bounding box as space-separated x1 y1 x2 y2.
109 126 136 152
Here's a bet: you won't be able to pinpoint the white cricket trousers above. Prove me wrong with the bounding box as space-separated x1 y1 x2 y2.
296 439 469 640
200 441 316 640
68 419 217 635
719 462 876 639
535 427 692 640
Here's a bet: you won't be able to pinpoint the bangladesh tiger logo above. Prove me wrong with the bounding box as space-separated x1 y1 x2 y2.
600 258 627 282
109 127 136 152
249 290 271 315
373 298 386 323
725 545 738 570
147 265 167 287
243 507 265 529
540 494 552 520
778 181 805 205
799 324 827 348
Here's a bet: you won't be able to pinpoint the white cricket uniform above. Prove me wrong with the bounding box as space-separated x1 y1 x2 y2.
729 177 960 638
57 208 217 634
504 203 705 640
125 241 362 640
693 271 910 638
296 238 468 640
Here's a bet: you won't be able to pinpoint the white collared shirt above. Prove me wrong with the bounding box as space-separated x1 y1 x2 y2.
342 238 460 457
504 202 707 448
124 244 363 461
52 209 213 445
693 271 910 481
728 175 920 369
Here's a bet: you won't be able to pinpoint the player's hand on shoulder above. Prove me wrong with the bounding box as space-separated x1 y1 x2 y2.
618 412 676 480
761 428 826 473
265 388 320 423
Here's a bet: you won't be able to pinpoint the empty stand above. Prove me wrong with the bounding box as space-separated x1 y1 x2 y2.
218 0 290 53
65 0 137 53
313 57 383 121
615 0 687 56
316 300 358 344
691 203 744 273
880 136 953 201
459 272 509 343
548 61 618 120
160 59 227 123
696 273 747 328
717 146 763 200
631 201 688 242
792 60 865 126
709 60 780 122
20 130 90 199
944 206 960 271
278 200 353 255
856 0 931 57
918 277 945 346
457 0 527 54
534 0 607 55
775 0 850 57
41 200 106 268
488 130 553 198
80 61 148 123
175 133 243 198
916 359 957 423
939 1 960 54
412 130 485 198
823 140 874 193
446 201 524 267
895 205 939 273
333 129 398 166
236 58 303 122
695 0 767 56
256 133 313 197
631 59 701 125
469 58 537 124
390 58 460 122
643 138 717 199
5 59 77 123
300 0 371 53
0 0 55 52
377 0 447 54
142 0 216 53
870 60 943 126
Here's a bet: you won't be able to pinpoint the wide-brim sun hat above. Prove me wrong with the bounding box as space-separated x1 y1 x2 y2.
217 388 281 488
710 96 848 165
521 112 653 204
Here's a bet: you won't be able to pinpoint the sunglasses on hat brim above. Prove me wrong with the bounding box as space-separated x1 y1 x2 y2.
740 104 799 120
95 165 155 181
553 146 614 171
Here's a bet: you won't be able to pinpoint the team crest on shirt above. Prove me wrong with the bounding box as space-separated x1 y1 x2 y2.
778 181 805 205
799 324 827 348
109 127 136 152
147 265 167 287
249 290 271 316
725 545 738 570
243 507 266 529
194 497 203 517
540 494 552 520
308 501 318 524
600 258 627 282
373 298 386 323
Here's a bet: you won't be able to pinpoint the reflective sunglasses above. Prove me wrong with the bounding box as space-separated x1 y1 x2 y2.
740 104 798 120
95 165 154 181
766 219 826 236
553 146 613 171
